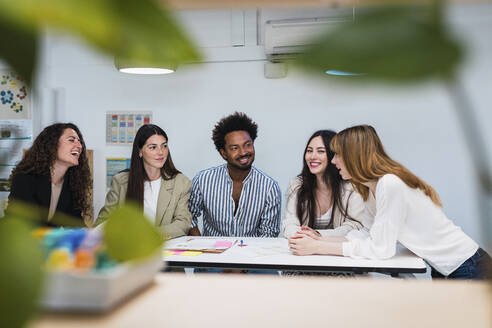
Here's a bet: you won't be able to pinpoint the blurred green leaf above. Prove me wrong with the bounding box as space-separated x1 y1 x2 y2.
3 200 40 223
0 19 37 86
5 200 86 227
296 5 462 82
50 212 87 228
0 219 44 328
111 0 201 67
103 203 164 262
0 0 201 86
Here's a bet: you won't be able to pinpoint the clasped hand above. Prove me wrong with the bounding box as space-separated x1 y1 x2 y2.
288 226 321 256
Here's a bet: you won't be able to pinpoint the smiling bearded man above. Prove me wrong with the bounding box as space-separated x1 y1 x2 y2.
188 112 281 237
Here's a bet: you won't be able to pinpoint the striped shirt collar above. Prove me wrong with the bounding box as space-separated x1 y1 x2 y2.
219 163 255 184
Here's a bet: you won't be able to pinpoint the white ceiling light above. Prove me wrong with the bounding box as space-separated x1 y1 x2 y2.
114 58 176 75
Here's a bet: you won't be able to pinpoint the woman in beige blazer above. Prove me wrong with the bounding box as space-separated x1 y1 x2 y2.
96 124 192 239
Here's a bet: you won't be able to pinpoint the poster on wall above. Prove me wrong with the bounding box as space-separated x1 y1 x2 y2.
106 111 152 145
0 119 33 191
0 70 31 120
106 158 131 188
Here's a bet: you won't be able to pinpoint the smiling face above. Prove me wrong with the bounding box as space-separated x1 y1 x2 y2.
139 134 168 171
220 130 255 171
55 128 82 167
331 153 351 180
304 136 328 177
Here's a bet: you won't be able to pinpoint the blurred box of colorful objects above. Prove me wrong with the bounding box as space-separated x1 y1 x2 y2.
33 227 164 312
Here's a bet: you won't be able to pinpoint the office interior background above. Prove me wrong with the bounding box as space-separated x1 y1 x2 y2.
0 2 490 251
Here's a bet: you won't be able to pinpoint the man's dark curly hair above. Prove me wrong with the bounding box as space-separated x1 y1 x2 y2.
212 112 258 152
9 123 92 218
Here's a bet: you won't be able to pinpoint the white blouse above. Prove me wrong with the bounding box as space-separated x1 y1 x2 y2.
143 177 162 223
48 182 63 221
342 174 478 276
282 178 373 238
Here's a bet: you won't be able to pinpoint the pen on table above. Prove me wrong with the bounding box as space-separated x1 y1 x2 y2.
240 240 243 247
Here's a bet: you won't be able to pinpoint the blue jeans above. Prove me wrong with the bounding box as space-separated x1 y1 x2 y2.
431 248 492 280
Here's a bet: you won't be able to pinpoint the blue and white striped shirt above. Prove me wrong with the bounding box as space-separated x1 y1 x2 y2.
189 164 281 237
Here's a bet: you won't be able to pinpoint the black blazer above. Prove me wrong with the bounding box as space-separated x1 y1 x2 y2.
7 173 83 226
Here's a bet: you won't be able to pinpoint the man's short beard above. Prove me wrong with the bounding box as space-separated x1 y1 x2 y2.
227 155 254 171
227 161 252 171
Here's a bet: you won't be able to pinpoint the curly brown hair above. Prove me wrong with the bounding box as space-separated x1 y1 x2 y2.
212 112 258 152
9 123 93 217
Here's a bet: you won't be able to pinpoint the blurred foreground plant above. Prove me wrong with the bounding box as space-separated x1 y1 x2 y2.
0 0 202 86
0 206 43 328
0 0 202 175
297 3 461 81
103 202 164 262
0 201 164 327
0 1 179 325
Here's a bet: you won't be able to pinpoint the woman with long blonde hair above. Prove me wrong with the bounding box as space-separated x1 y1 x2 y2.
288 125 491 280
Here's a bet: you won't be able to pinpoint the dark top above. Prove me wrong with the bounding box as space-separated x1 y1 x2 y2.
6 173 83 226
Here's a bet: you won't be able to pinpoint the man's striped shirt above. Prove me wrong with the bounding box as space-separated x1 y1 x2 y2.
189 164 281 237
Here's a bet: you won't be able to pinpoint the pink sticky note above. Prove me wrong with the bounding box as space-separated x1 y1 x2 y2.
214 241 233 248
168 249 186 254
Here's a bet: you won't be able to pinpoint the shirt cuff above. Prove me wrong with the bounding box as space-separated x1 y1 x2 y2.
345 229 368 241
342 241 354 257
191 220 197 228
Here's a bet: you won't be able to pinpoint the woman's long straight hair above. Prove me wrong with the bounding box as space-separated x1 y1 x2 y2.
294 130 348 228
330 125 442 206
126 124 180 206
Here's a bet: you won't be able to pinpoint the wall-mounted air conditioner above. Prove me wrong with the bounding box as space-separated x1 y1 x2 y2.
264 16 352 58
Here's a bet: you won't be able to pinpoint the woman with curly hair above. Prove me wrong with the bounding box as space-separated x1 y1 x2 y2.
96 124 192 239
7 122 92 226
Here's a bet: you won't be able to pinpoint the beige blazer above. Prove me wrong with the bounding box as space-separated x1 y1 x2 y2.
282 177 367 238
96 171 192 239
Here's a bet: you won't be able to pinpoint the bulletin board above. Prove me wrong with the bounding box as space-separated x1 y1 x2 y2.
106 111 152 145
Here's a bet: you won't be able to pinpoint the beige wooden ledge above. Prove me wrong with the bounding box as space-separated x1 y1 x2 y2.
31 273 491 328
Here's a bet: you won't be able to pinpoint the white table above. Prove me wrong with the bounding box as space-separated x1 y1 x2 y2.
164 236 427 275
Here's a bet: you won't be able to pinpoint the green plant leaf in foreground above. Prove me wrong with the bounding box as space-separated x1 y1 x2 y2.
0 18 37 86
0 219 44 328
296 5 463 82
5 200 87 228
111 0 201 69
0 0 202 86
103 203 164 262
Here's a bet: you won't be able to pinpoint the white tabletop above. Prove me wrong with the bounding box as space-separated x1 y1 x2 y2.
164 236 427 274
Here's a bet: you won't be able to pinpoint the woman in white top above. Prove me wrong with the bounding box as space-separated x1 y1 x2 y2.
288 125 491 279
96 124 192 239
282 130 370 240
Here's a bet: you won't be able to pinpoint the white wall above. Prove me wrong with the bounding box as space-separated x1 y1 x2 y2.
32 4 492 249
